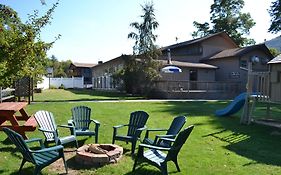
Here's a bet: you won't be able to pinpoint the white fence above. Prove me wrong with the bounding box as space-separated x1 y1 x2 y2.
37 76 84 89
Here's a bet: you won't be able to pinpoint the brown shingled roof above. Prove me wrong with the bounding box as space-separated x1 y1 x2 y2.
161 32 238 51
159 60 217 69
206 44 273 60
72 62 96 68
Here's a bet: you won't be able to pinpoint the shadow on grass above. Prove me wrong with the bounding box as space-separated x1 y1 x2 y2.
204 116 281 166
157 101 281 166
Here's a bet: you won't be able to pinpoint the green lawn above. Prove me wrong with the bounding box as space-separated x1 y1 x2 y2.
33 89 143 102
0 90 281 175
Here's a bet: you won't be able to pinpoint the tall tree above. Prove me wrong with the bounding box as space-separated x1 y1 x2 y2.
116 2 161 95
192 0 256 46
0 1 59 87
268 0 281 33
128 2 159 55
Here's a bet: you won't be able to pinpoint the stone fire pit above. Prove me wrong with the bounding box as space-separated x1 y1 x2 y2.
76 144 123 166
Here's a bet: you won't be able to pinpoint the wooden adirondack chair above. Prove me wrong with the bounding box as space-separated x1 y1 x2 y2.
34 110 78 148
68 106 100 143
3 127 68 175
112 111 149 154
133 125 194 175
143 116 186 148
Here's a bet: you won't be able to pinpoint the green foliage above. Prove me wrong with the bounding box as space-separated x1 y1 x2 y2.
128 2 159 55
0 1 59 87
47 55 72 77
269 47 281 57
119 2 161 95
268 0 281 33
192 0 256 46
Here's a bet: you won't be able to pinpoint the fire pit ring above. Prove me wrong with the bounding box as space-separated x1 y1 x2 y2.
76 144 123 166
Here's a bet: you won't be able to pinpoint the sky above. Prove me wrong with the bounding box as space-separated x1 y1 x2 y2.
0 0 279 64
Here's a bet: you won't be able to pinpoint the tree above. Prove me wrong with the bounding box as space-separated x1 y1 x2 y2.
192 0 256 46
116 2 161 95
0 1 59 87
268 48 281 57
47 55 72 77
268 0 281 33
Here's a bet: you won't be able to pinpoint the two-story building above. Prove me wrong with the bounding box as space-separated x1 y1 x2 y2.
92 32 274 99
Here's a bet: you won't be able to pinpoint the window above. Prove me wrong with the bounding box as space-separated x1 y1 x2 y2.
240 60 247 68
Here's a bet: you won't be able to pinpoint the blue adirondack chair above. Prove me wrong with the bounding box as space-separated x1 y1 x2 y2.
68 106 100 143
3 127 68 175
112 111 149 154
133 125 194 175
34 110 78 148
143 116 186 148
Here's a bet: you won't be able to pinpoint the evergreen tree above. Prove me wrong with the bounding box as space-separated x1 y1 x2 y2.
116 2 161 95
268 0 281 33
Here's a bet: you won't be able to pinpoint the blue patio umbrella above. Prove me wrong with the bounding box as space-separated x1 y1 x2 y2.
161 65 182 73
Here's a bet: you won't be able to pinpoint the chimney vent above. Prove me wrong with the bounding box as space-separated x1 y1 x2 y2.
167 49 172 64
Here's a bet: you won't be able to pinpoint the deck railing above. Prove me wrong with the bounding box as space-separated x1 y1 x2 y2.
154 80 243 94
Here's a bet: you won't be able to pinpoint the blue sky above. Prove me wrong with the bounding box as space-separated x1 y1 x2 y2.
1 0 279 63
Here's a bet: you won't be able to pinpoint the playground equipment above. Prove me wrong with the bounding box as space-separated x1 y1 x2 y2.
215 93 247 117
240 60 271 125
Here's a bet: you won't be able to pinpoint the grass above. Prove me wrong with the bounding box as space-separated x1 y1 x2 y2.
33 89 143 102
0 90 281 175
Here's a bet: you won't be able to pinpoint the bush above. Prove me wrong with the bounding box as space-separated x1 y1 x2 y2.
59 84 65 89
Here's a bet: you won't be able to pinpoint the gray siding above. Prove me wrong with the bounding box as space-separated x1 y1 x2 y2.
270 64 281 102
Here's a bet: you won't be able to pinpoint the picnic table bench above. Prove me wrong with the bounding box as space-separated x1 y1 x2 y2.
0 102 37 139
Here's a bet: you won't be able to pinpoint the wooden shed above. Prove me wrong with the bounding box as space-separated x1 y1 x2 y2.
268 54 281 103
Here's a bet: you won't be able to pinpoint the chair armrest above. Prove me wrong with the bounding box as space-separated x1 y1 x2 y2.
31 145 64 153
139 143 171 151
158 137 176 143
154 134 176 144
25 138 43 143
68 119 74 126
137 126 147 131
145 128 168 138
113 124 127 129
91 119 100 125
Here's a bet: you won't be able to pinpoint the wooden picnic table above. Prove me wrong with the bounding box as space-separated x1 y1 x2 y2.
0 102 37 139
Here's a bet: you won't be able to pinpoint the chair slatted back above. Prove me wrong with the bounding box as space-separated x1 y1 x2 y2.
127 111 149 137
166 116 186 135
34 110 57 141
3 127 36 164
71 106 91 130
166 125 194 160
161 116 186 146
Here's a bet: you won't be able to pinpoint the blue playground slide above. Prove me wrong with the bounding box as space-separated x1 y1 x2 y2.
215 92 247 117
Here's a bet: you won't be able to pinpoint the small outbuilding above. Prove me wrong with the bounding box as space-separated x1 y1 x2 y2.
268 54 281 103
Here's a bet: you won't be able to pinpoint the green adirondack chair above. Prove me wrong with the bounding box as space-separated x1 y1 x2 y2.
143 116 186 148
3 127 68 175
133 125 194 175
68 106 100 143
112 110 149 154
34 110 78 148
